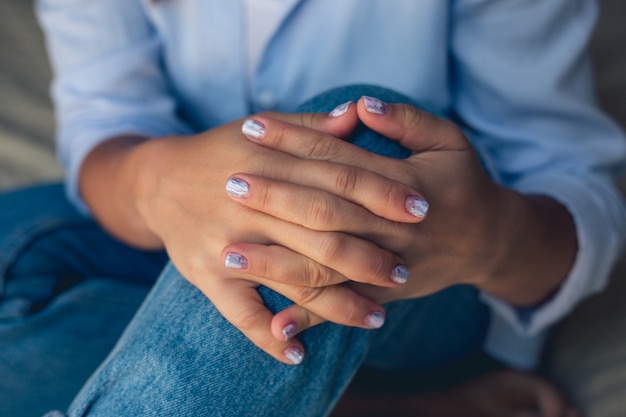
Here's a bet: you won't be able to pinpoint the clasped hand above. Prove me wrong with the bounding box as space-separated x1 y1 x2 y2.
217 98 516 364
134 97 518 365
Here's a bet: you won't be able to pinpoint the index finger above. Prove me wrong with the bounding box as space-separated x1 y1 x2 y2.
241 115 398 176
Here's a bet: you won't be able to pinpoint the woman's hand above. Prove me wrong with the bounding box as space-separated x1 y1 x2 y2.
228 97 577 341
79 107 428 364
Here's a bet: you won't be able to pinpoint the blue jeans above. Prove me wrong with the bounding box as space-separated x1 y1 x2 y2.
0 86 489 417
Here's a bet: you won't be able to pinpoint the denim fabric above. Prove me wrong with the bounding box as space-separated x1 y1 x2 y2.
0 85 488 417
0 184 167 417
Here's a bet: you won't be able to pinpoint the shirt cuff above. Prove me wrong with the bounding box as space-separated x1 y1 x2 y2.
483 312 548 370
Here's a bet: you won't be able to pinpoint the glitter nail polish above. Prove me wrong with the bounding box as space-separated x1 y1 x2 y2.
363 96 388 115
226 177 249 198
328 101 351 118
282 323 297 341
364 311 385 328
225 252 248 269
285 347 304 365
391 265 410 284
242 119 265 140
405 196 429 218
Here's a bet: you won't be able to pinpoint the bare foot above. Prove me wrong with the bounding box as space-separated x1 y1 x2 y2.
331 369 580 417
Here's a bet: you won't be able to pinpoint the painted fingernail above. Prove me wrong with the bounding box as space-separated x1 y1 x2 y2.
225 252 248 269
405 196 429 218
363 96 388 115
282 323 297 341
391 265 410 284
226 177 249 198
364 311 385 328
242 119 265 140
328 101 351 118
285 347 304 365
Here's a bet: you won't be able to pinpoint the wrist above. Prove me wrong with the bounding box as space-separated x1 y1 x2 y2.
80 135 163 249
476 187 577 307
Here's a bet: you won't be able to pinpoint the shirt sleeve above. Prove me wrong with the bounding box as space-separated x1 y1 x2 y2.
451 0 626 368
35 0 193 213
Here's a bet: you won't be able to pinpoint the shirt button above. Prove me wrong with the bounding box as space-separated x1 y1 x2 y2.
257 90 277 110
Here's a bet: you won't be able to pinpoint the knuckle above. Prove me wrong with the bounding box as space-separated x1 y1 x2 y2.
320 233 349 264
231 308 264 332
341 301 362 326
371 252 393 282
379 180 397 207
253 255 272 279
334 166 359 197
304 261 330 287
306 195 336 229
255 181 273 211
272 123 291 149
403 105 424 130
292 285 324 308
297 112 314 129
307 133 338 159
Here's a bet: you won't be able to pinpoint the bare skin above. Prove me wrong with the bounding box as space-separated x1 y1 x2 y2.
331 369 580 417
79 97 578 413
80 110 421 363
80 99 576 361
223 98 576 341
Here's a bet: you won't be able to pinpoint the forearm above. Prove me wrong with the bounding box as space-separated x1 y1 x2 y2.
479 188 578 307
79 135 163 249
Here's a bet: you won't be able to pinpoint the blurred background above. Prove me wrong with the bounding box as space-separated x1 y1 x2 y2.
0 1 625 416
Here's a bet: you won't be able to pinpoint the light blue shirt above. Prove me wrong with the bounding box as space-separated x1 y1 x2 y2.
35 0 626 368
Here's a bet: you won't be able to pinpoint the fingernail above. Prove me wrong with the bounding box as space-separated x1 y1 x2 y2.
242 119 265 140
405 196 429 218
328 101 351 118
282 323 297 341
364 311 385 328
285 347 304 365
226 177 249 198
391 265 410 284
225 252 248 269
363 96 388 115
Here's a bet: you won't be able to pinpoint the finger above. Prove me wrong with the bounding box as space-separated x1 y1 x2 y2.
206 279 306 365
270 304 323 342
356 96 470 152
270 302 385 342
240 115 427 217
220 245 389 335
226 174 427 238
262 280 386 336
222 236 409 288
227 157 428 224
221 243 349 287
260 101 359 140
241 115 393 175
228 217 410 288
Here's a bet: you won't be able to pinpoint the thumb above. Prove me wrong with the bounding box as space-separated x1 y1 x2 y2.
356 96 469 153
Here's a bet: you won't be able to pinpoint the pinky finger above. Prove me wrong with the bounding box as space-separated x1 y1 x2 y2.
209 280 307 365
270 304 324 342
270 298 386 343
